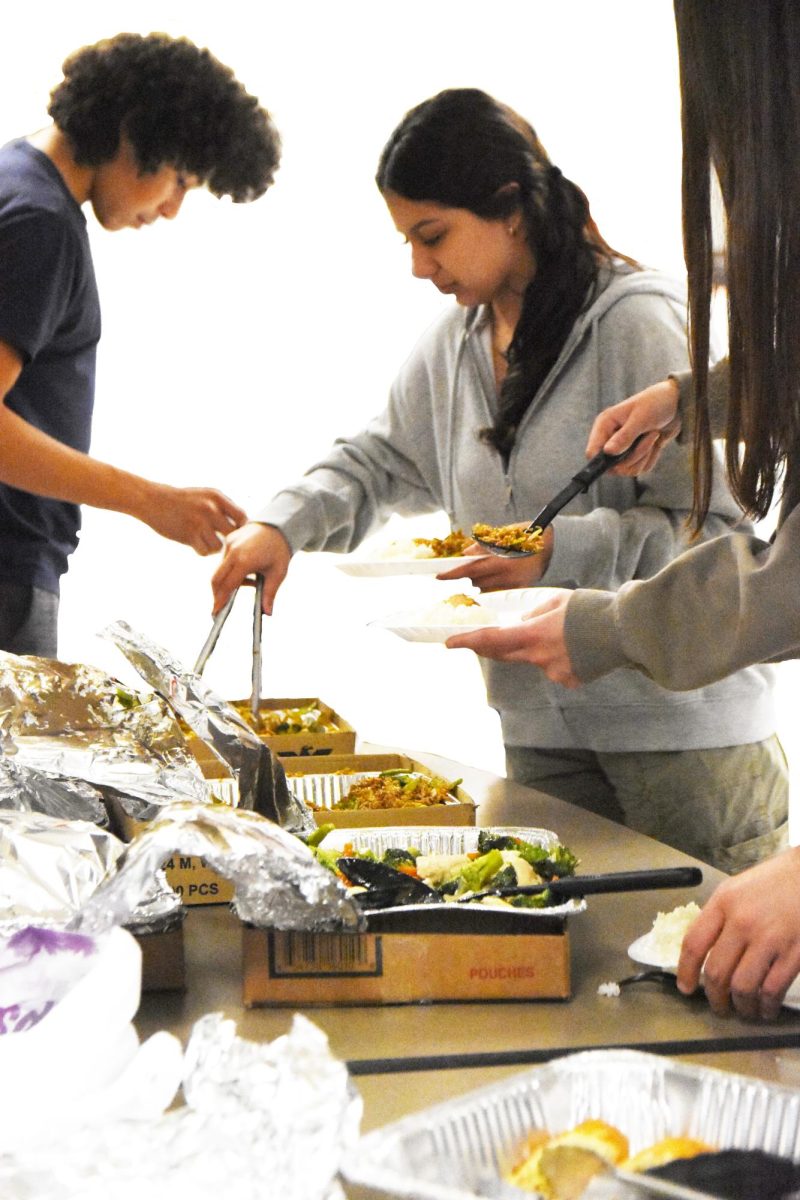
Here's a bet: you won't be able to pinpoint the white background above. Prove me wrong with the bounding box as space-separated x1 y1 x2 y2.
2 0 797 815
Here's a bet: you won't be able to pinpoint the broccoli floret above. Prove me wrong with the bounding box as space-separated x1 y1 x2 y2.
541 845 580 878
509 890 553 909
489 864 519 890
459 849 505 894
513 841 550 868
476 831 518 854
304 822 334 848
309 847 346 873
436 878 460 896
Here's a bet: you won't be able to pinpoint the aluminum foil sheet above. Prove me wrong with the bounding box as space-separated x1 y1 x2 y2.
105 620 314 834
0 1012 361 1200
0 757 108 825
0 810 179 938
78 801 364 935
0 650 212 817
344 1048 800 1199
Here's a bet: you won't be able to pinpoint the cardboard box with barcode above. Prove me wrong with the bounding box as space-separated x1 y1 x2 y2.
242 915 570 1005
283 753 476 828
242 823 572 1005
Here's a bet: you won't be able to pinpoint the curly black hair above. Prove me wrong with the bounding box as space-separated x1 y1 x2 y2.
48 32 280 202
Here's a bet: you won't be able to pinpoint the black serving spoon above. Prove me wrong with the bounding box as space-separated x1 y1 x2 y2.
473 434 647 557
455 865 702 903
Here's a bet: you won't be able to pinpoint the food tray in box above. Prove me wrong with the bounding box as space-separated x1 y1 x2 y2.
284 754 476 827
343 1047 800 1199
319 825 585 928
232 696 356 756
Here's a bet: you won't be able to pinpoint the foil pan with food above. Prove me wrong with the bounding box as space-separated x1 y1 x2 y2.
289 769 467 813
309 826 583 931
0 649 212 818
344 1047 800 1200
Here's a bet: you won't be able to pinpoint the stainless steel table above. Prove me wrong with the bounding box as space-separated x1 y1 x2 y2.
136 750 800 1087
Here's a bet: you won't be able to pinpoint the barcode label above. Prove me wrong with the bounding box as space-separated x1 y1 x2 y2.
268 931 382 978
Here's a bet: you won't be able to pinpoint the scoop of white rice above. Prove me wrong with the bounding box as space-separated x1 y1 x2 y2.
375 538 435 560
417 598 497 626
646 901 702 964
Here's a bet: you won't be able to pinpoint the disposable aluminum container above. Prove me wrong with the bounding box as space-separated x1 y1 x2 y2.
286 771 472 812
343 1048 800 1199
318 826 586 923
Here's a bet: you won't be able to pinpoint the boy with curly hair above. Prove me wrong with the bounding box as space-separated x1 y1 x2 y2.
0 32 281 655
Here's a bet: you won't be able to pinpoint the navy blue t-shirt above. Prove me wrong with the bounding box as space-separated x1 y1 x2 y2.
0 139 101 593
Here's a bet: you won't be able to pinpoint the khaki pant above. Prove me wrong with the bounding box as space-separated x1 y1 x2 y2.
505 736 789 875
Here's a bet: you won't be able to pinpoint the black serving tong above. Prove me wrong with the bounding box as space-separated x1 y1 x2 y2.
455 865 702 903
194 574 265 723
473 434 647 557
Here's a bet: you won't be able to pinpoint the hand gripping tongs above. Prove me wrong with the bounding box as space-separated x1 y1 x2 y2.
194 574 265 722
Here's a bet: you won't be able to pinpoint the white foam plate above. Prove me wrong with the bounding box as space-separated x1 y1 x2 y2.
337 556 473 577
369 587 559 643
628 934 800 1011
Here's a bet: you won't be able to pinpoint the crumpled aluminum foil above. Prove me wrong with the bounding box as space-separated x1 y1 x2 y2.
0 650 212 818
0 757 108 825
105 620 314 834
0 810 180 938
1 802 362 937
78 801 363 934
0 1012 361 1200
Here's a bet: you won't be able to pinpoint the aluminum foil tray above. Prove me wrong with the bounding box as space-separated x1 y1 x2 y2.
320 825 561 857
319 826 586 923
286 771 467 810
343 1048 800 1199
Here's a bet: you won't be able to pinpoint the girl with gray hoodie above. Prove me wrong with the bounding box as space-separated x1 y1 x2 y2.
212 87 787 873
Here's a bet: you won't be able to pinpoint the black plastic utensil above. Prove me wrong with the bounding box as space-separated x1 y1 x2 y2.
474 434 647 557
457 865 702 902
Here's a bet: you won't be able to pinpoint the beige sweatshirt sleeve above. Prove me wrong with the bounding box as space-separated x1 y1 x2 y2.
565 357 800 690
671 358 730 442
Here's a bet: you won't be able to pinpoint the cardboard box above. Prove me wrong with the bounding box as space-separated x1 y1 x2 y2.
242 919 570 1005
135 925 186 992
231 697 356 758
283 754 476 828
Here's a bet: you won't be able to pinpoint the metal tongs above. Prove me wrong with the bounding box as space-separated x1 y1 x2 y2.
474 434 647 557
194 574 265 722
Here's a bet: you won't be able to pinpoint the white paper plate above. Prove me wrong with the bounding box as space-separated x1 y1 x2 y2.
628 934 800 1011
337 556 473 578
369 587 560 644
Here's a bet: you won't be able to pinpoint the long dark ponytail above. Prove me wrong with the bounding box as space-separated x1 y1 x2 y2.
377 88 636 460
675 0 800 526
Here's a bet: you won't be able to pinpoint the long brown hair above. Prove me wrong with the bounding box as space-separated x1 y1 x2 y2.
675 0 800 525
376 88 636 462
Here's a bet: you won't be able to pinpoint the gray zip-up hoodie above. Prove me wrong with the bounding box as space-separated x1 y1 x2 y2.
258 267 775 751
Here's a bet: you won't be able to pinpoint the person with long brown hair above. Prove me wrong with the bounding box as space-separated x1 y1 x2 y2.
447 0 800 1019
213 86 787 872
